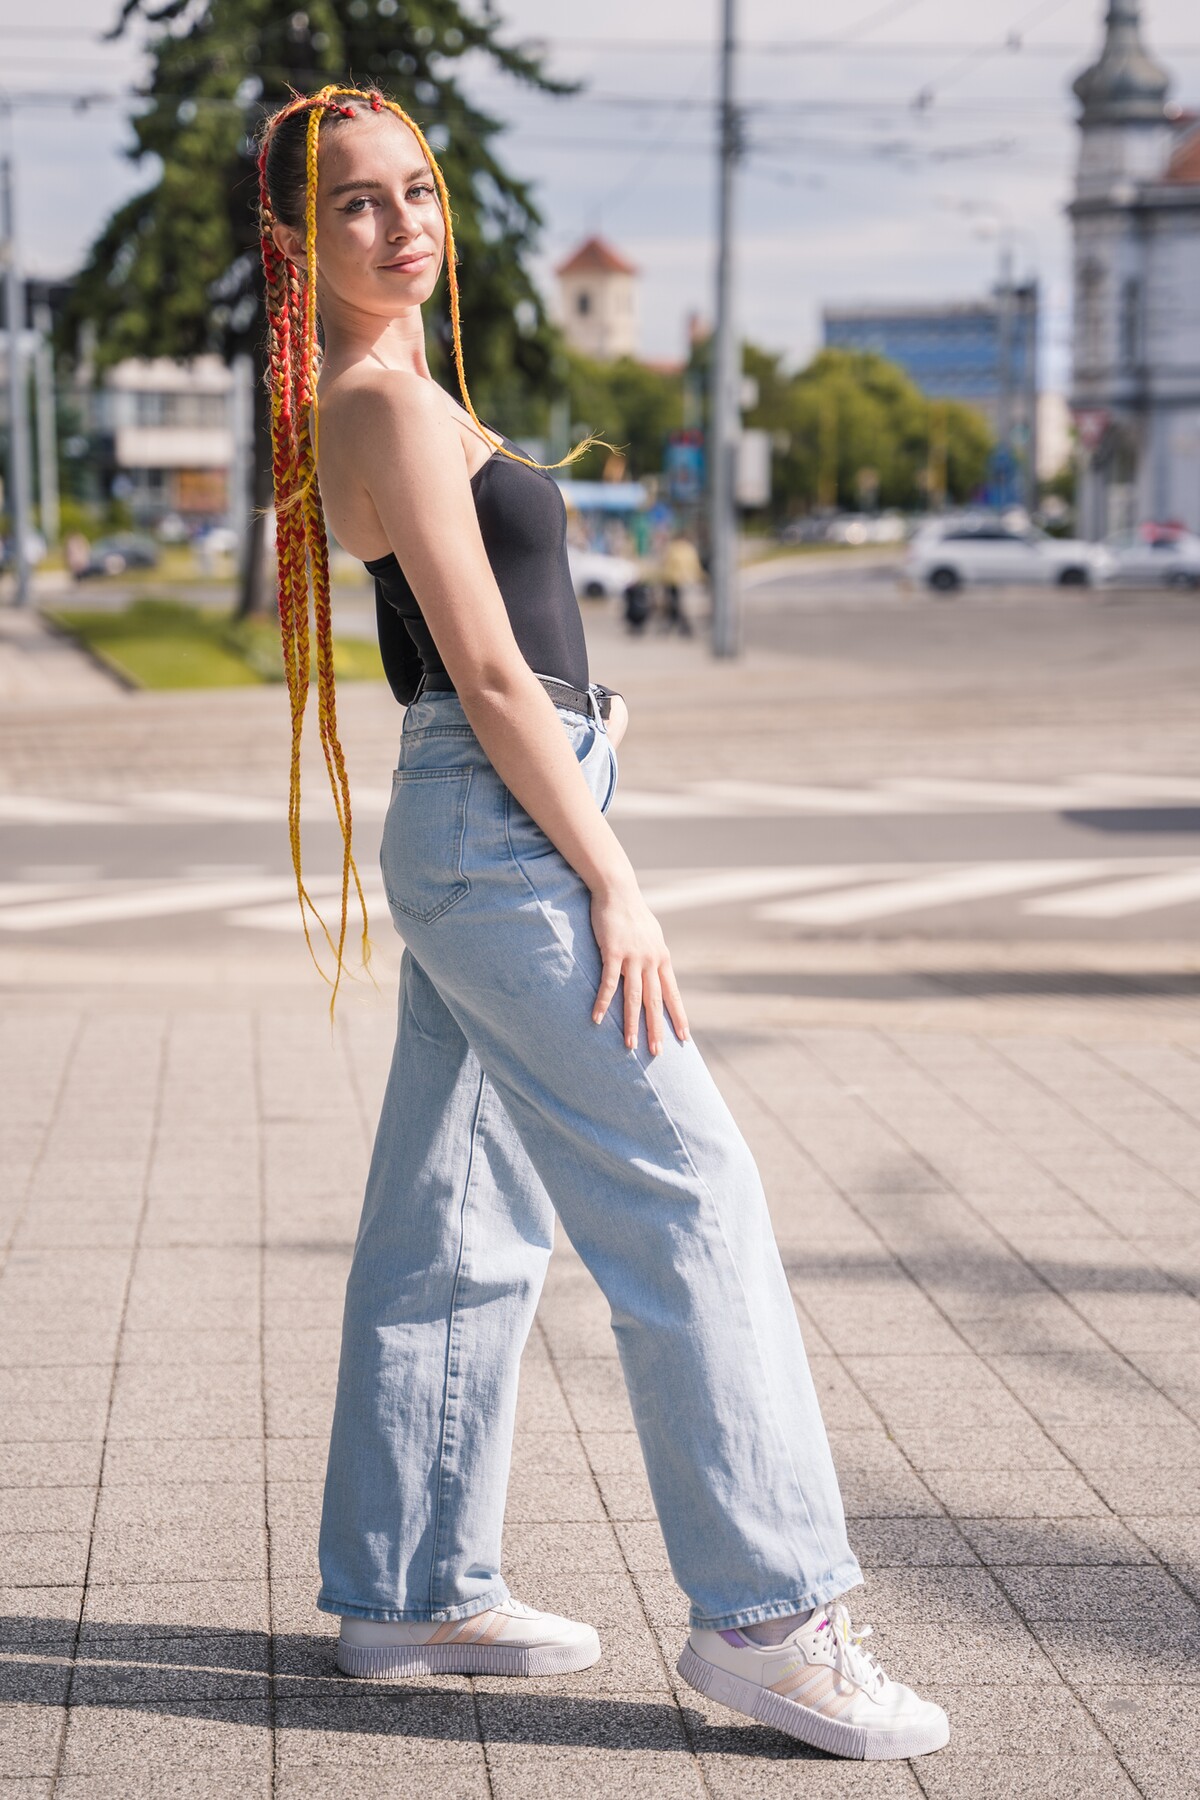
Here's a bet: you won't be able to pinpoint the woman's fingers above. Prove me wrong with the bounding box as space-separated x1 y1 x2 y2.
623 962 643 1051
593 958 621 1025
643 965 665 1057
661 959 690 1044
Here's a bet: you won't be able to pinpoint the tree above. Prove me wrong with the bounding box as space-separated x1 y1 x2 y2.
66 0 572 615
563 352 683 480
743 347 993 518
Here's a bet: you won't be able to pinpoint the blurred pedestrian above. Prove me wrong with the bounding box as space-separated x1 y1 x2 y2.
253 83 948 1764
658 532 702 636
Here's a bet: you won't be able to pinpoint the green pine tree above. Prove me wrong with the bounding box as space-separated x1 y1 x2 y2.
68 0 573 613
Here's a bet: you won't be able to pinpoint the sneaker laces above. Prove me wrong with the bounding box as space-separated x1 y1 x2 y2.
816 1601 886 1698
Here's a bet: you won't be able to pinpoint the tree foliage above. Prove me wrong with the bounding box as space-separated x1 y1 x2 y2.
564 351 683 480
742 345 993 515
66 0 574 607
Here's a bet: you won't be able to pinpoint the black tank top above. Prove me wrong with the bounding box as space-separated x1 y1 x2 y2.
365 433 589 706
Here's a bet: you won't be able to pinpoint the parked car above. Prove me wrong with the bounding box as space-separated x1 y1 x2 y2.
906 519 1114 591
1103 523 1200 588
75 533 160 579
568 546 641 600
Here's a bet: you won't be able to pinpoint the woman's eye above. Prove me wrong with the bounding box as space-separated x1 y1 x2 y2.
408 183 434 201
342 197 374 214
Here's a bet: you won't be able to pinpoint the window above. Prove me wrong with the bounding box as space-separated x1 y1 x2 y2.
132 391 228 428
576 290 591 316
1119 277 1141 368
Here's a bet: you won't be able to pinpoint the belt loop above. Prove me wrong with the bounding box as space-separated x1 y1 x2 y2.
585 683 602 726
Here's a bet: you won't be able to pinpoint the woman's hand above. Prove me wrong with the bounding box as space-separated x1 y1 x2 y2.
590 877 689 1056
605 692 629 752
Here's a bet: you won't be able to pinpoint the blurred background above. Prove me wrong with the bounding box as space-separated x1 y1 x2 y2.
1 0 1199 1000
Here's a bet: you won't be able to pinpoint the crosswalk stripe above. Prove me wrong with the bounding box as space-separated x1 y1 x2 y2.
128 790 282 822
639 865 904 916
0 795 126 825
609 790 727 819
1025 863 1200 919
693 781 914 814
1079 774 1200 803
758 860 1123 927
880 777 1103 809
0 877 305 932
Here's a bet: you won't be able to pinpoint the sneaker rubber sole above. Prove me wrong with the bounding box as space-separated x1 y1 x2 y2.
338 1628 602 1680
676 1642 950 1761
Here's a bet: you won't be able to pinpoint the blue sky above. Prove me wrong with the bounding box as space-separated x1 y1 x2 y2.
4 0 1199 387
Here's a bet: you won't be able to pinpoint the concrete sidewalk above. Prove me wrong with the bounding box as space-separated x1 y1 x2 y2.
3 582 1200 1795
2 996 1199 1797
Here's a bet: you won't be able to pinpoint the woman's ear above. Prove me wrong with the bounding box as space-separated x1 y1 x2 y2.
272 221 307 271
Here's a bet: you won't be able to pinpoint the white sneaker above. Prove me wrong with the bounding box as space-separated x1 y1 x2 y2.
677 1599 949 1760
337 1597 601 1679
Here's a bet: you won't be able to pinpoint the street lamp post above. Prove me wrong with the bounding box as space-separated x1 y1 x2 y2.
1 151 34 607
709 0 742 659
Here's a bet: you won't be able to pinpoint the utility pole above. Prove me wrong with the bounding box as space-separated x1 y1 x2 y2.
995 242 1014 508
32 299 59 549
709 0 742 659
1 153 34 606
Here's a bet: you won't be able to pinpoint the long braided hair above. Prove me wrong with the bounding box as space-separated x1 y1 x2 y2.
257 84 592 1010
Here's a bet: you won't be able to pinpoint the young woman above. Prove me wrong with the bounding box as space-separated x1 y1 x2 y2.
258 86 948 1763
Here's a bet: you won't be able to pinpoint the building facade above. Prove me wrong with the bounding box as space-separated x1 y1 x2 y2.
554 236 638 362
96 357 239 528
822 288 1039 506
1069 2 1200 537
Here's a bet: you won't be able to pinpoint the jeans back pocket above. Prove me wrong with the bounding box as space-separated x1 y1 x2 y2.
383 766 472 924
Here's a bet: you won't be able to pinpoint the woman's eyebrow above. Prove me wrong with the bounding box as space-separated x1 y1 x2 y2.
327 168 431 198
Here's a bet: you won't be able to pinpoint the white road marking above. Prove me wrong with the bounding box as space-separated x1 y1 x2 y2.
693 781 916 814
757 860 1127 927
0 876 307 932
880 777 1105 810
3 773 1200 828
608 790 728 819
229 875 388 932
638 865 904 917
0 882 87 908
0 795 125 825
1025 863 1200 919
1075 774 1200 804
128 790 283 822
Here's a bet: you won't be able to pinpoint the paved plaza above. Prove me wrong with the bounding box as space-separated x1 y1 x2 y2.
2 571 1199 1796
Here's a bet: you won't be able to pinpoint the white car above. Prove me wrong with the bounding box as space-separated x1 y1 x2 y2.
568 546 640 599
1103 525 1200 588
908 521 1114 592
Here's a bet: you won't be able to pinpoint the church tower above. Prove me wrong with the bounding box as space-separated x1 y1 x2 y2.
1069 4 1200 537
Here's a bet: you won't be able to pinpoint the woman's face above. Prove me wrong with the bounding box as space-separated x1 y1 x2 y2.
277 109 447 318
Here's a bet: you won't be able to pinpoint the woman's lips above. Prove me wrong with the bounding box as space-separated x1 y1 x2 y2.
380 253 431 272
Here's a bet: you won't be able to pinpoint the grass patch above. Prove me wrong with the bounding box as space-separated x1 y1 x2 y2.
48 597 384 691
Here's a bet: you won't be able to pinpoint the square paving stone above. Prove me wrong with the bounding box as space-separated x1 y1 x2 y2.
70 1635 269 1706
87 1520 266 1586
0 1704 66 1777
996 1565 1195 1623
0 1531 90 1586
0 1443 103 1490
1087 1468 1200 1516
99 1439 263 1487
914 1750 1138 1798
503 1471 607 1525
959 1517 1156 1566
0 1489 95 1536
848 1519 978 1568
57 1775 268 1798
590 1470 656 1521
80 1581 269 1643
1036 1619 1200 1684
273 1690 479 1761
118 1331 258 1368
487 1745 705 1800
0 1586 82 1647
264 1440 327 1484
60 1700 272 1776
922 1469 1108 1519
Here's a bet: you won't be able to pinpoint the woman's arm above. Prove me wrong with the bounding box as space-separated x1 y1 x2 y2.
352 376 686 1053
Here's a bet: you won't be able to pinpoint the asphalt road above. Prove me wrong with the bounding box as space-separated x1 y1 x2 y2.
2 566 1198 957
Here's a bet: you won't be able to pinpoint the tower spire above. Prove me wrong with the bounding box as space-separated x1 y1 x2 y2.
1073 2 1169 124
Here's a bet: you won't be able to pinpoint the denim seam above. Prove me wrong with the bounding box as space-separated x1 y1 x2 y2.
427 1065 489 1614
316 1582 511 1625
386 767 473 924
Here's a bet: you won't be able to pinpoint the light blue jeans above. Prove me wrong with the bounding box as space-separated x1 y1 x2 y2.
317 687 861 1629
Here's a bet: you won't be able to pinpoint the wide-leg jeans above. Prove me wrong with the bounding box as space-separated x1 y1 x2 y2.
316 688 862 1630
